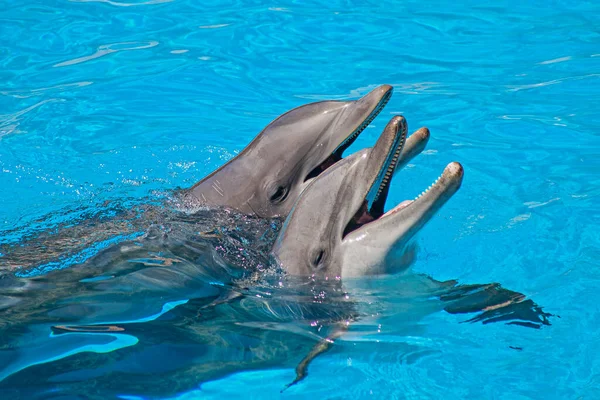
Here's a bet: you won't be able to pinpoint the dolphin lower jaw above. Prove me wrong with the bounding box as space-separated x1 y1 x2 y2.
344 162 464 252
339 162 463 279
392 161 463 221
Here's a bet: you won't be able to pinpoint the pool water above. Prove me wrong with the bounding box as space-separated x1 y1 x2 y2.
1 0 599 399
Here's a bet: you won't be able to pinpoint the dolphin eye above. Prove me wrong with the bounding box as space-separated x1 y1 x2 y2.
270 186 288 203
311 249 326 269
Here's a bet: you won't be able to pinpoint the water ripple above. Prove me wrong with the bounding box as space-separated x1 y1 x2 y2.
70 0 174 6
506 73 600 92
53 41 159 67
198 23 231 29
0 82 93 99
538 56 573 65
0 99 63 138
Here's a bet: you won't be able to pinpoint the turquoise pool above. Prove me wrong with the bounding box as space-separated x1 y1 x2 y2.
1 0 599 398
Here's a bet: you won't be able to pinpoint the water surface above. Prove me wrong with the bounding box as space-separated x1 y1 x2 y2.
1 0 599 398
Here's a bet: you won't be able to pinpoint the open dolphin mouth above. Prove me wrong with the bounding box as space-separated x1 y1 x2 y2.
344 142 463 238
305 87 393 181
341 116 407 236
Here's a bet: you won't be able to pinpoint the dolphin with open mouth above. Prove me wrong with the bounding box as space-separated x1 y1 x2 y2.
182 85 399 218
267 114 552 321
271 115 461 278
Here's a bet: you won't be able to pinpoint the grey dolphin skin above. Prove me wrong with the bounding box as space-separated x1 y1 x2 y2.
272 115 460 279
181 85 396 218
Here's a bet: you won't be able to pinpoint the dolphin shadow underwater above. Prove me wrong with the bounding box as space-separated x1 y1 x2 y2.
0 116 552 399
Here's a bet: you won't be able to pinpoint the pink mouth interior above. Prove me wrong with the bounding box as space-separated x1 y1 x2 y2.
345 199 414 236
383 200 413 217
319 154 341 171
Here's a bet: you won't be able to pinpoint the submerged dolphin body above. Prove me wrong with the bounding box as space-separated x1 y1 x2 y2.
0 228 550 400
181 85 395 218
0 212 360 399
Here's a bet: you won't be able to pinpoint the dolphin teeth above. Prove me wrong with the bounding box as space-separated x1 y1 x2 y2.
414 171 446 201
336 91 391 151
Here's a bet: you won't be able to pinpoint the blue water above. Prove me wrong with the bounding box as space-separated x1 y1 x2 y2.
1 0 599 398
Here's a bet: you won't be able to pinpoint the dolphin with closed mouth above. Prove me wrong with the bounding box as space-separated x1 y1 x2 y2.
181 85 397 218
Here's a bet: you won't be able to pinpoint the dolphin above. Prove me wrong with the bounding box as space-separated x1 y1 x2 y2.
271 114 455 278
269 114 552 317
0 114 433 396
0 118 551 397
181 85 397 218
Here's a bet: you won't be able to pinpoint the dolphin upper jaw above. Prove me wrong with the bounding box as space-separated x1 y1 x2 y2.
329 85 393 156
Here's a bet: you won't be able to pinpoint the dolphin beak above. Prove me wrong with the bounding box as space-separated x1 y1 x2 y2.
389 161 464 218
396 127 430 172
331 85 394 157
364 116 408 210
356 85 394 109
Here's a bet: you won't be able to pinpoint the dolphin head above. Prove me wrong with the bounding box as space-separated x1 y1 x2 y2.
187 85 393 217
272 116 462 279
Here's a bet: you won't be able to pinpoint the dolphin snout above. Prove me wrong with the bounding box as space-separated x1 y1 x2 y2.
445 161 464 185
357 84 393 107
